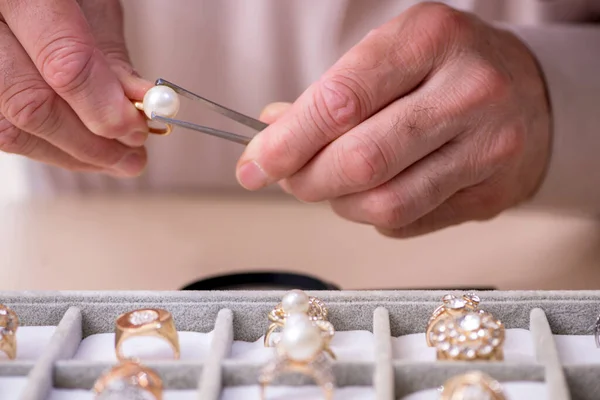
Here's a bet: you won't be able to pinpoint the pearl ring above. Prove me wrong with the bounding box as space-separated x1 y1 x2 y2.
264 289 329 348
259 312 335 400
133 84 181 136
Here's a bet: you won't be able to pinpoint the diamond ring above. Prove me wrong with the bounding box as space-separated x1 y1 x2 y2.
259 312 334 400
264 289 328 347
440 371 506 399
426 293 481 347
115 308 180 361
0 304 18 360
429 309 505 361
93 360 163 399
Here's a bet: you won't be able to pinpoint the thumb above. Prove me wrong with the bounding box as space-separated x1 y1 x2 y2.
81 0 153 147
259 102 293 124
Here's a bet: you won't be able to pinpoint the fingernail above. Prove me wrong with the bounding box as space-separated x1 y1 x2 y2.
237 160 269 190
115 151 146 176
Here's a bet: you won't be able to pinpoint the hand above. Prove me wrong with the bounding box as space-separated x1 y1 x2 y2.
0 0 152 176
236 2 551 238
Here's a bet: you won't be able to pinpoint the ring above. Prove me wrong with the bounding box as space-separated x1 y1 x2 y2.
115 308 180 362
0 304 18 360
595 313 600 348
426 293 480 347
259 313 334 400
429 310 505 361
264 289 328 347
440 371 506 400
132 83 181 136
93 360 163 400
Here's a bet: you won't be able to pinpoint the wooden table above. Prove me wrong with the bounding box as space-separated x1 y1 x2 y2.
1 194 599 291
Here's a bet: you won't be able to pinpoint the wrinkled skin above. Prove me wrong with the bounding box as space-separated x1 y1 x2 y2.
237 2 551 238
0 0 152 176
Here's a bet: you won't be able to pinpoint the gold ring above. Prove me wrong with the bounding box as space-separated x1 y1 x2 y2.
440 371 506 400
115 309 180 362
264 289 328 347
426 293 480 347
93 360 163 400
133 101 172 135
259 313 334 400
430 310 504 361
0 304 18 360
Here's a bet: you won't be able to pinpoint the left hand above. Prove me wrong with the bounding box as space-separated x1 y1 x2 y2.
235 2 551 238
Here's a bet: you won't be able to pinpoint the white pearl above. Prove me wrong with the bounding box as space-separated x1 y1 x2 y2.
280 313 323 361
142 86 180 119
281 290 310 314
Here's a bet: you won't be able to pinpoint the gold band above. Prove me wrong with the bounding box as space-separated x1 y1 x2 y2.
440 371 506 400
133 101 172 135
0 304 18 360
115 308 180 362
93 360 163 400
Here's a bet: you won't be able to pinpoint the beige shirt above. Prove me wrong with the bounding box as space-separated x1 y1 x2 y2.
24 0 600 212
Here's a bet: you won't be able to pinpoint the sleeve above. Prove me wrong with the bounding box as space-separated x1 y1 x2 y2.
504 23 600 216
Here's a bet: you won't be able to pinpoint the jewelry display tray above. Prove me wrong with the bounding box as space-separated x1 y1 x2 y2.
1 290 600 400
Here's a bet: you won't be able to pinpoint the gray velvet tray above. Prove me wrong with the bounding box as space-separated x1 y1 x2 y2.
1 290 599 400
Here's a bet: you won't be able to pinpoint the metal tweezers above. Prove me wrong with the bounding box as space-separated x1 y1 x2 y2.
149 78 268 145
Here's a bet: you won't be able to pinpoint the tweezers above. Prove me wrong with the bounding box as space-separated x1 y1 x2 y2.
148 78 268 145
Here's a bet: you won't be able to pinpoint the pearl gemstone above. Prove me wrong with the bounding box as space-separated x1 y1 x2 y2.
281 289 310 314
142 85 180 120
280 313 323 362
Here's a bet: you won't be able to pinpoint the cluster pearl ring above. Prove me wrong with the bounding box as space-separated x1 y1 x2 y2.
132 78 268 143
264 289 329 347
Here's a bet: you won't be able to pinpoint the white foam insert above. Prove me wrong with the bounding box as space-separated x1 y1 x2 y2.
230 331 374 362
553 335 600 364
0 326 56 361
0 377 28 398
72 331 213 361
392 329 535 362
400 382 547 399
48 390 198 399
221 386 375 399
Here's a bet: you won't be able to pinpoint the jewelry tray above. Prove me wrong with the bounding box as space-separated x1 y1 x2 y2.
1 290 599 400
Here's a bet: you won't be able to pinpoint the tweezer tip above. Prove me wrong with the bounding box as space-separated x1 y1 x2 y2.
155 78 167 86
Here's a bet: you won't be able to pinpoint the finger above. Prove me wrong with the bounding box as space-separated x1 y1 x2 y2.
0 0 148 140
375 187 496 239
329 141 484 230
282 95 461 202
237 3 458 190
259 102 292 124
0 115 102 172
79 0 153 147
0 23 147 176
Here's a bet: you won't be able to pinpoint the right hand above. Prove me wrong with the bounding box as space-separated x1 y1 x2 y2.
0 0 152 177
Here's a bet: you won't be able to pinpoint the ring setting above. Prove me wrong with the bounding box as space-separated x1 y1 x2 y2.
430 309 505 361
115 308 180 362
0 304 18 360
133 83 181 135
440 371 506 400
93 360 163 400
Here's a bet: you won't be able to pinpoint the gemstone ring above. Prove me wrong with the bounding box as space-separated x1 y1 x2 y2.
0 304 18 360
440 371 506 400
429 309 505 361
115 308 180 361
426 293 481 347
264 289 328 347
93 360 163 400
259 312 334 400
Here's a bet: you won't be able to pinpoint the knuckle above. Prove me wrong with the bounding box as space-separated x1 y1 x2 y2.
1 78 59 135
336 135 390 188
485 122 526 165
0 119 34 155
37 36 94 93
364 190 406 229
78 140 123 166
466 61 512 105
313 76 368 133
414 2 472 41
